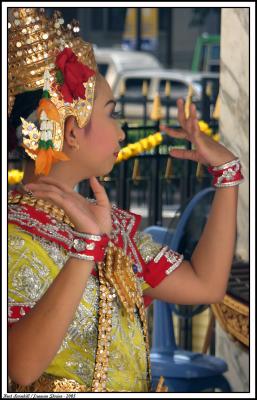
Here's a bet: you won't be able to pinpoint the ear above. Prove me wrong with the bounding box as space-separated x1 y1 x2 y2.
64 116 79 147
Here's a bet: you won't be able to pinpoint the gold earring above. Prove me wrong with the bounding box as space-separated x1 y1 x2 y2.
73 142 80 151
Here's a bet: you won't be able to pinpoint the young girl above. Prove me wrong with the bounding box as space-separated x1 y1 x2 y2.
8 8 244 393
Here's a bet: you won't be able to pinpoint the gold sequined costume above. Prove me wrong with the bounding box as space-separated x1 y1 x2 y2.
8 190 183 392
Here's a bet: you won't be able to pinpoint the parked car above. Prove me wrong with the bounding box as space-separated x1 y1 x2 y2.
93 46 162 89
112 69 219 119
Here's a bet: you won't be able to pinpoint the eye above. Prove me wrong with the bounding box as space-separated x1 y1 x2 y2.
110 110 122 119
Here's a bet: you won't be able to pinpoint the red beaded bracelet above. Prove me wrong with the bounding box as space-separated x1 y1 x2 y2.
207 158 244 188
68 232 110 262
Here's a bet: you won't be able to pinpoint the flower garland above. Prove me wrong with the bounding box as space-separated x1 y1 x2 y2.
115 132 163 163
198 120 220 142
8 169 24 185
115 120 220 164
22 68 69 175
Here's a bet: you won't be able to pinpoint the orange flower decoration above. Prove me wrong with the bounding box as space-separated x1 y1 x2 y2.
35 148 69 176
37 98 60 123
22 145 69 176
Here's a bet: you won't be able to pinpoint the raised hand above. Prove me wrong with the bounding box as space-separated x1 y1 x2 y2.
24 176 112 236
161 98 236 167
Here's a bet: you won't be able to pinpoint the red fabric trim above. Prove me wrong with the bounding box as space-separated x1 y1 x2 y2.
8 195 142 252
112 206 142 240
8 204 73 251
69 234 110 262
126 210 142 238
9 305 31 319
8 305 32 327
130 230 183 289
141 256 181 288
207 162 244 186
143 295 153 308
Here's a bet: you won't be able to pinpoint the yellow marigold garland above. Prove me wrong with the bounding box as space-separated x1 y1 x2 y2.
115 121 220 164
8 169 24 185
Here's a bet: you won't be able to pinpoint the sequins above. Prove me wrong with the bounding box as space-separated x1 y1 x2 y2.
37 237 69 269
8 204 75 248
134 231 162 263
8 234 25 249
65 353 95 385
12 266 46 301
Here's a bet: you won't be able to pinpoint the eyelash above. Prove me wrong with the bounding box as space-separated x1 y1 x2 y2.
110 110 122 119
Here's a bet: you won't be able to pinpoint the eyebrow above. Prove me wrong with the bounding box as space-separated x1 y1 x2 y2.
105 99 116 107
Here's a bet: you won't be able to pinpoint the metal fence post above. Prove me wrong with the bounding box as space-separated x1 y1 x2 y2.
117 122 129 210
149 119 162 226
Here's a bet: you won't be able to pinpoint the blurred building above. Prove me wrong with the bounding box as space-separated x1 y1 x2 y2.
46 7 221 69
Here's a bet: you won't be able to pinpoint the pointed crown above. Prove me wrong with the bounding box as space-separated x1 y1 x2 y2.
8 8 98 174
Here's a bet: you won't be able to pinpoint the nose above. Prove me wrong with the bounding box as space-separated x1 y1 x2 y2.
118 126 126 143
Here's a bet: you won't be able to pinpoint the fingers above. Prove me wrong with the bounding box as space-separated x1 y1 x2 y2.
170 148 199 162
176 98 199 134
89 177 110 208
190 103 197 119
26 188 68 209
193 117 200 134
24 180 73 211
177 98 187 130
25 176 110 211
24 182 64 197
36 176 73 194
36 176 87 207
160 125 188 140
162 99 199 139
186 104 194 133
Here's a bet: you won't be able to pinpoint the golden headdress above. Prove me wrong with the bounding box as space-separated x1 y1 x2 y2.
8 8 98 175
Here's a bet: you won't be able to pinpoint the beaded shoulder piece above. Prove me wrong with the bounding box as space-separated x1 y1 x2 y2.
8 190 142 255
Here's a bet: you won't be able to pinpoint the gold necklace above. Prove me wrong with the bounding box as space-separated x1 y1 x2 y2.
8 190 75 228
93 245 152 392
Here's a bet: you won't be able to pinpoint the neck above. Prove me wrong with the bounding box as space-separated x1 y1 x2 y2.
22 160 88 189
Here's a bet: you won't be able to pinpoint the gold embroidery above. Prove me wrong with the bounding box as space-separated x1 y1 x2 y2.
10 373 90 392
134 231 163 263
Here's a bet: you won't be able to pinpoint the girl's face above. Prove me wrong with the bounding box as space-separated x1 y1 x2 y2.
67 74 125 178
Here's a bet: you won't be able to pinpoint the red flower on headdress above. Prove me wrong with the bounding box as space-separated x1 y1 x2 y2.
55 48 95 103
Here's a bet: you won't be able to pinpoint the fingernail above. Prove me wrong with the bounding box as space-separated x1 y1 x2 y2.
24 186 33 195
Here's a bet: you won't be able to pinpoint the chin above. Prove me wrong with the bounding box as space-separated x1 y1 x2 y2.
97 162 115 177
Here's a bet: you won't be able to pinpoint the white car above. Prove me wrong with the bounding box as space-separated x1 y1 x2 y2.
112 69 219 119
94 46 162 89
